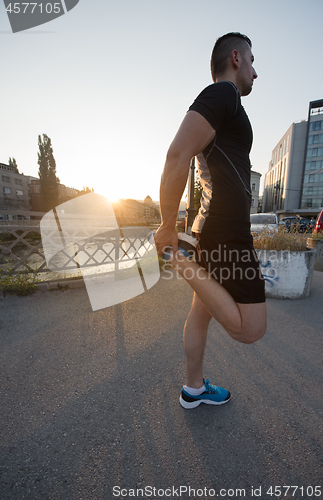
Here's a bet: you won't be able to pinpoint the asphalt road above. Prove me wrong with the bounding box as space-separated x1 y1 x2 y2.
0 269 323 500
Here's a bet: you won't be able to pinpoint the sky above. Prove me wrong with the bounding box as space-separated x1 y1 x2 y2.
1 0 323 204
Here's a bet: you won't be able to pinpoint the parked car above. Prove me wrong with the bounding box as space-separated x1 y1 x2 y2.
313 209 323 233
250 213 279 233
280 216 315 233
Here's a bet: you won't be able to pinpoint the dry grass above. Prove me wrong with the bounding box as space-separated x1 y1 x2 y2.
311 231 323 240
252 226 309 251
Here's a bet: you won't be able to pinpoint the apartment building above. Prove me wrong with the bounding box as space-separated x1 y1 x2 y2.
300 99 323 210
262 99 323 217
29 179 79 211
0 162 30 218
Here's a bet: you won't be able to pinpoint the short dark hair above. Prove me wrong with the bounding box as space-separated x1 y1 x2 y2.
210 32 252 82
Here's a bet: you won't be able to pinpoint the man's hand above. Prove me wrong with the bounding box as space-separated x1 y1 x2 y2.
153 224 179 259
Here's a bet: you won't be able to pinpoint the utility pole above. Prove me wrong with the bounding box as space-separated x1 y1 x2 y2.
185 157 195 234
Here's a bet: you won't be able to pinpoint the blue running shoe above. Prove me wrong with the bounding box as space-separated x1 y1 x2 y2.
179 379 231 409
148 231 198 261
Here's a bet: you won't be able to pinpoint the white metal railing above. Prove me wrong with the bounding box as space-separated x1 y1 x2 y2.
0 225 153 279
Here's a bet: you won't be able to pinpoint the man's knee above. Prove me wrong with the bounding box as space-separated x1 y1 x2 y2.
228 324 266 344
240 325 266 344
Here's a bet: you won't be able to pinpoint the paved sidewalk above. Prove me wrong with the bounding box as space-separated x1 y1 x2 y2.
0 269 323 500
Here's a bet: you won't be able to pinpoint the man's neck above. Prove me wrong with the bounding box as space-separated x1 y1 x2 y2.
216 73 240 94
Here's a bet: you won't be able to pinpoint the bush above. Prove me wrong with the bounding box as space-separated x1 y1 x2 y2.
252 226 308 252
0 261 40 296
310 231 323 240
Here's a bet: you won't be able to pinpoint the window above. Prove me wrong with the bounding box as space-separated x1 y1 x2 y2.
309 121 323 132
252 182 256 191
1 175 10 182
312 149 318 157
15 178 22 185
314 134 319 144
3 187 11 194
4 198 13 205
16 190 23 196
251 199 255 207
307 199 312 207
250 214 277 224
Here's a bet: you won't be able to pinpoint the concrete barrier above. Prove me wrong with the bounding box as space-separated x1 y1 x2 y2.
307 238 323 272
256 249 316 299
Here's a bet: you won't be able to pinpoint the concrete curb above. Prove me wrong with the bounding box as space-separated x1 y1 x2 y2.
37 278 85 292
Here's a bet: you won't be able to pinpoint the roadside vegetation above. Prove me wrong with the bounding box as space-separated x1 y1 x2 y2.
252 226 309 252
0 260 40 297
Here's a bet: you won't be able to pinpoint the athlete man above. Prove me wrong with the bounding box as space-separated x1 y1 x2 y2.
154 33 267 409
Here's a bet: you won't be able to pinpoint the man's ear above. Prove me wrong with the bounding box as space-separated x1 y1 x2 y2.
231 49 240 70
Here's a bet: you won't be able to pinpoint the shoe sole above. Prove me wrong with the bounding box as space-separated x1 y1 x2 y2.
178 233 199 247
148 231 198 261
179 394 231 409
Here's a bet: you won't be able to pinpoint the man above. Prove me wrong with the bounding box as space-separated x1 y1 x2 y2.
154 33 267 409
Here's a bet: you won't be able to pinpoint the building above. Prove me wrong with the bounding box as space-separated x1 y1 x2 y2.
300 99 323 211
250 170 262 213
262 121 307 213
1 162 81 217
29 178 79 212
0 162 30 219
143 195 160 219
113 197 161 226
262 99 323 218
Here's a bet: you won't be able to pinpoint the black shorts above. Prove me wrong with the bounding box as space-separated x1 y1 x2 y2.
194 231 266 304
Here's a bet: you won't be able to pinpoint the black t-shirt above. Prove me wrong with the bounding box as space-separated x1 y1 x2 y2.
188 81 253 233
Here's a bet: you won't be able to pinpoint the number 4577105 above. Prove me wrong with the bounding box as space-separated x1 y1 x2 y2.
6 3 62 14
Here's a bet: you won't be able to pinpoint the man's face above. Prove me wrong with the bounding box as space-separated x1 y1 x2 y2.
237 46 258 96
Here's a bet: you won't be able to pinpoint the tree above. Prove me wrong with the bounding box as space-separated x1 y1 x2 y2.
8 157 19 173
37 134 60 211
75 186 94 197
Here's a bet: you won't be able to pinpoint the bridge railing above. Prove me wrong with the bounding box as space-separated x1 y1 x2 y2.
0 222 155 281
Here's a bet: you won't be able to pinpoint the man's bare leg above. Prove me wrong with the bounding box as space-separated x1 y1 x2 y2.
172 252 267 345
184 293 212 388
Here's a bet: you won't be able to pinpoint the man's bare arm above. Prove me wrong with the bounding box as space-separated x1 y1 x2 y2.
154 110 215 257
